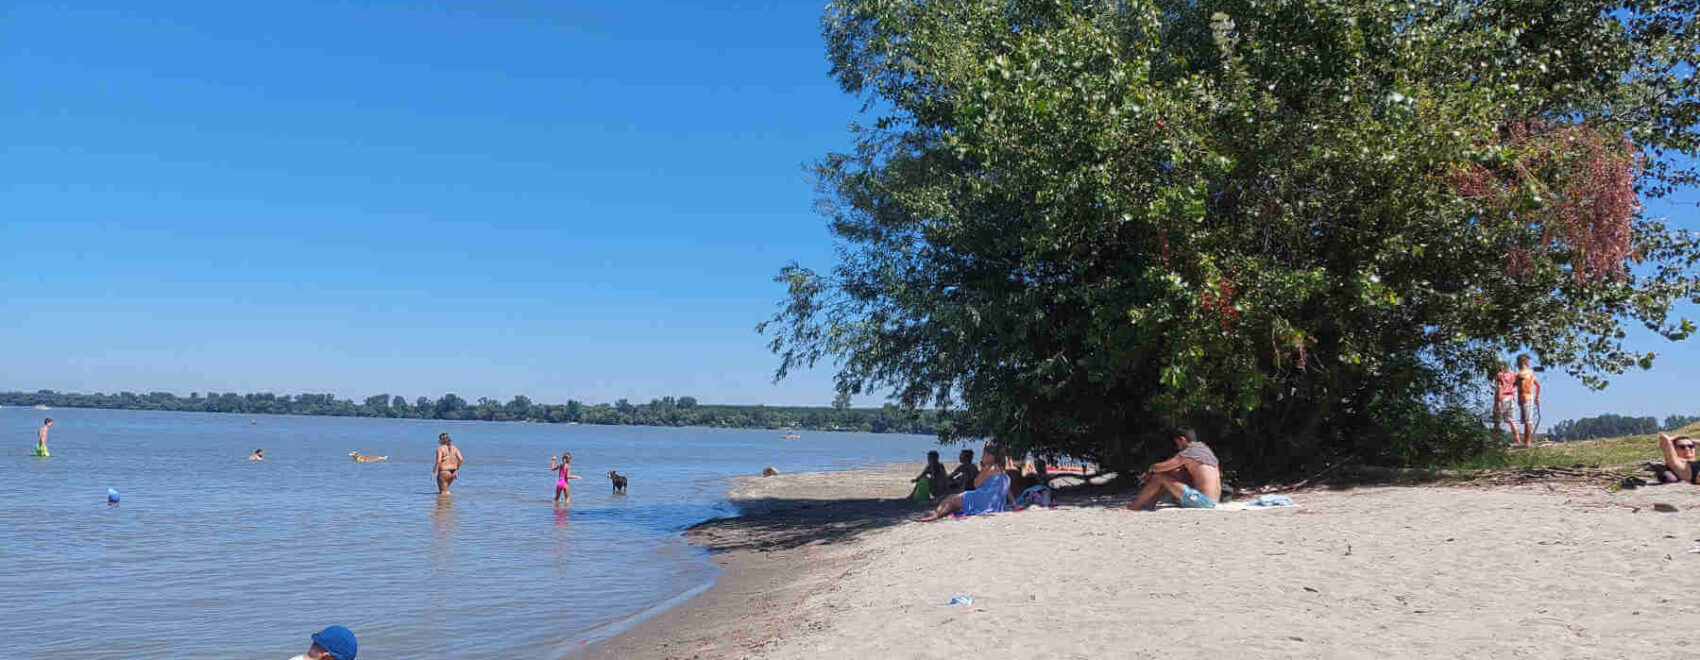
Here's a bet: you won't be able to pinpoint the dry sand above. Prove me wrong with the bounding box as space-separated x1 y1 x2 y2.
586 464 1700 659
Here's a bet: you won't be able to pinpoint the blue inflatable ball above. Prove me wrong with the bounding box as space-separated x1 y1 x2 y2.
107 488 120 503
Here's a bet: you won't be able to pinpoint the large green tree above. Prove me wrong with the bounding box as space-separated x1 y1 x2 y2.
763 0 1700 474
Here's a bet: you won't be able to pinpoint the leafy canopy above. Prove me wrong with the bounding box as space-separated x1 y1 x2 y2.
763 0 1700 474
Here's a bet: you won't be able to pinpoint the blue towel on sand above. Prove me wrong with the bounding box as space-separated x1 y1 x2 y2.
1246 494 1295 508
959 474 1010 516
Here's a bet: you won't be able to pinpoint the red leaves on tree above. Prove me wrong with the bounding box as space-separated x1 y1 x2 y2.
1447 122 1642 282
1199 268 1241 333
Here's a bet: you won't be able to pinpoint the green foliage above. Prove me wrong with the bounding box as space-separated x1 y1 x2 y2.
1663 414 1700 431
0 390 941 434
764 0 1700 474
1546 412 1657 441
1546 411 1698 442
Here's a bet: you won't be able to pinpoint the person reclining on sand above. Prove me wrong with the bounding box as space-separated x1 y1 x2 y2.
1657 433 1699 485
919 448 1015 521
947 449 978 493
1127 427 1221 510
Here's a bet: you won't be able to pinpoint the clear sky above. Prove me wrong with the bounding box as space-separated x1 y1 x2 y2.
3 1 1698 419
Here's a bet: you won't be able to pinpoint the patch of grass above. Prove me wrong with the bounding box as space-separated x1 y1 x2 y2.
1447 422 1700 473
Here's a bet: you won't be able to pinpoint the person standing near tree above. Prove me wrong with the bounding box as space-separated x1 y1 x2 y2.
1514 354 1542 448
1492 360 1518 443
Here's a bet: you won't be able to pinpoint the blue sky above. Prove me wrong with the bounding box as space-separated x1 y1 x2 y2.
3 1 1698 419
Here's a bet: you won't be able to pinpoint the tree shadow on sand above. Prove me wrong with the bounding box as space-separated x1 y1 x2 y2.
685 496 928 553
685 472 1136 553
685 464 1608 556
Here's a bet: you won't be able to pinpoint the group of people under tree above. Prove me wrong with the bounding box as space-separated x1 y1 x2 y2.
909 448 994 501
1492 355 1543 447
913 427 1223 520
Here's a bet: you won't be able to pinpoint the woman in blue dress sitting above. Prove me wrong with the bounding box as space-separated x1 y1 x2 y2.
918 446 1015 521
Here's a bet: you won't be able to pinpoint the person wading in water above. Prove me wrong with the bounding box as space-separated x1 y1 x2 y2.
35 418 52 457
433 433 464 495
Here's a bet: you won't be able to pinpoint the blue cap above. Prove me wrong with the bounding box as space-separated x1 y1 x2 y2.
106 488 120 503
311 626 357 660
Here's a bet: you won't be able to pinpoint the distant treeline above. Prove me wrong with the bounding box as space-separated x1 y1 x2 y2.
0 390 944 435
1545 413 1700 443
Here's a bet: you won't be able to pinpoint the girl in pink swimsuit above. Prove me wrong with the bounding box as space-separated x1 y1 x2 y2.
550 452 582 504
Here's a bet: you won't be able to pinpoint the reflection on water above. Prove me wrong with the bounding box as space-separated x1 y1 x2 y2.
0 407 941 658
552 504 575 575
430 494 457 576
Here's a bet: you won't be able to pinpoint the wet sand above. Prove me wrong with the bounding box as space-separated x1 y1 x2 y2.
585 464 1700 659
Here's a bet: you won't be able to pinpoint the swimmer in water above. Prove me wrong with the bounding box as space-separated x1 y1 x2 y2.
249 448 264 461
433 433 464 494
550 452 582 504
36 418 52 457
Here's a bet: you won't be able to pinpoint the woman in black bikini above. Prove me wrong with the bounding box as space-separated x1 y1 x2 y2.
1658 433 1699 485
434 433 465 494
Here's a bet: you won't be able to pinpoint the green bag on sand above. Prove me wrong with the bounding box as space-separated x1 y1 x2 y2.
911 478 932 502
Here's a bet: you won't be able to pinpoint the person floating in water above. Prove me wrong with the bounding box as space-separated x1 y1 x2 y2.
249 448 264 461
35 417 52 457
550 452 582 504
433 433 464 494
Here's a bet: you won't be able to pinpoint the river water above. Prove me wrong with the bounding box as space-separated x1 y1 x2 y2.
0 406 939 658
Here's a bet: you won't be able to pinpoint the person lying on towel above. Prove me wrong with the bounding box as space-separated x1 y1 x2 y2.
1127 427 1222 511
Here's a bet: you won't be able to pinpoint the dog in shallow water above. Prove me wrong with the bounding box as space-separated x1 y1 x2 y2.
349 451 388 462
608 470 628 494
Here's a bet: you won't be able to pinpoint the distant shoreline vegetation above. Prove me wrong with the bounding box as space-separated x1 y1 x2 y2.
1 390 944 435
1544 413 1699 443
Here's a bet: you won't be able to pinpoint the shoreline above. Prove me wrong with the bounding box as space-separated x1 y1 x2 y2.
585 464 1700 659
0 399 940 436
578 463 926 659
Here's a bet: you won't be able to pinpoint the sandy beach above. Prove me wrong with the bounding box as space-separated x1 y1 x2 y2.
586 463 1700 659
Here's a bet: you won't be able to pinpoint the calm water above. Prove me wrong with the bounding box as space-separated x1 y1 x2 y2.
0 407 939 658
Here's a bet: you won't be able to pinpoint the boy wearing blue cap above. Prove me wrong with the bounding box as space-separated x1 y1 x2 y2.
289 626 356 660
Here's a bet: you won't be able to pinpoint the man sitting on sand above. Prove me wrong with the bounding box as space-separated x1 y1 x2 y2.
947 449 979 493
910 450 950 501
1127 427 1221 510
1658 433 1699 485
